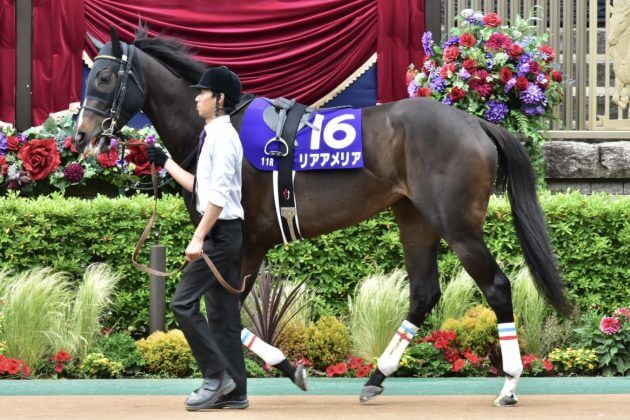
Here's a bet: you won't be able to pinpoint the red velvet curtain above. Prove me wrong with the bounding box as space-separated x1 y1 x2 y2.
84 0 424 105
31 0 84 125
0 0 16 124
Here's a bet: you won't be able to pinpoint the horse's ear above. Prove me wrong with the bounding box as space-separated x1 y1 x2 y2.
110 26 122 58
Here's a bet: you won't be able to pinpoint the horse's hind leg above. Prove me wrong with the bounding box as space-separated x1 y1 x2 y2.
361 199 441 402
447 232 523 407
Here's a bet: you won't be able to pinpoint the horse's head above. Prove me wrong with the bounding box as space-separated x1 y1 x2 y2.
74 27 146 155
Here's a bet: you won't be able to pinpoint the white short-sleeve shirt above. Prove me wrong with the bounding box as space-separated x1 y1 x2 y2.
195 115 244 220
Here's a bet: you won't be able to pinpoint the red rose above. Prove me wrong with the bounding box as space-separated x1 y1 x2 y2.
440 63 457 79
470 79 493 98
7 136 20 152
17 138 61 181
508 44 523 58
124 141 152 175
463 58 477 72
0 156 7 176
63 136 78 153
443 46 460 62
500 67 513 83
475 70 489 81
483 13 502 27
416 86 432 97
97 148 119 168
485 33 511 51
539 45 556 62
552 70 563 83
528 61 541 74
460 32 476 47
449 86 467 102
515 76 530 91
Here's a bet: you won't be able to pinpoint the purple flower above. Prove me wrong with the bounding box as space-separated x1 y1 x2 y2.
422 32 434 57
407 81 418 98
520 84 547 105
145 135 156 146
110 138 118 149
600 316 621 335
430 76 446 93
459 68 472 80
444 36 460 47
466 13 484 25
537 73 549 85
441 97 453 106
0 133 7 156
521 105 545 116
483 100 509 124
518 62 530 76
63 162 84 182
505 77 517 92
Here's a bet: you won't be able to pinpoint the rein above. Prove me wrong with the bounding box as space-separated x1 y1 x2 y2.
115 139 247 295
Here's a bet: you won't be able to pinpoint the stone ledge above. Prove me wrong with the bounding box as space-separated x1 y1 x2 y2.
544 140 630 179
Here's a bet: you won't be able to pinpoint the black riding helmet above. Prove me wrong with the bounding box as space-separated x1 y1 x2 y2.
190 66 242 104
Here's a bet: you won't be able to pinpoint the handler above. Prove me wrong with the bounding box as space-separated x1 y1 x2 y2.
148 66 247 411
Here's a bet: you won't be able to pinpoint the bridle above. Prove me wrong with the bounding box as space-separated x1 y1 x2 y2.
80 43 146 139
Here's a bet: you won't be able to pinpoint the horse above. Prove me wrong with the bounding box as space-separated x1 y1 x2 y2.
74 28 572 406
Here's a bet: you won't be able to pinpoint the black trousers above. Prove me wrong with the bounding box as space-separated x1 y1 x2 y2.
171 219 246 395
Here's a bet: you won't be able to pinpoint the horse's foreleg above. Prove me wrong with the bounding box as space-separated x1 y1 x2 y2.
236 244 308 391
361 199 441 403
448 235 522 407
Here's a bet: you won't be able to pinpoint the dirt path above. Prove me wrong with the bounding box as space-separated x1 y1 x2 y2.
2 395 629 419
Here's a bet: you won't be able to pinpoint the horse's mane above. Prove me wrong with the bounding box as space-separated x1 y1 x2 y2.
133 28 206 83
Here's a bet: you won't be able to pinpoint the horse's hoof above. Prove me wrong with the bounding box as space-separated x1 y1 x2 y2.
293 363 308 392
359 385 383 403
492 393 518 407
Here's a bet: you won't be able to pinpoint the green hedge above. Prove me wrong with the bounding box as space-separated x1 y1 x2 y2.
0 192 627 335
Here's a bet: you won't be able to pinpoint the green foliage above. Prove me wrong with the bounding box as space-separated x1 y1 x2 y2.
0 310 6 355
94 333 145 376
442 305 497 355
136 330 194 378
80 352 123 378
0 192 627 334
575 309 630 376
426 269 478 331
396 342 452 377
0 268 73 367
511 267 547 354
277 319 308 360
244 357 267 378
304 316 351 370
348 270 409 361
548 347 598 375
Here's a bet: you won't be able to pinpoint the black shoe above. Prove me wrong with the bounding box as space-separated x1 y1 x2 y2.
209 392 249 409
185 372 236 411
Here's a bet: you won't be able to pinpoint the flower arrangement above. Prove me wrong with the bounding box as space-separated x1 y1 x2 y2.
407 9 565 177
576 308 629 376
0 114 170 195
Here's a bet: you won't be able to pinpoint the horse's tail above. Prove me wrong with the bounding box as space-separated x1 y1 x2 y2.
480 120 573 317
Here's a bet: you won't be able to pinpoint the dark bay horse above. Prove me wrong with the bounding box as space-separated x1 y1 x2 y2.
74 29 571 405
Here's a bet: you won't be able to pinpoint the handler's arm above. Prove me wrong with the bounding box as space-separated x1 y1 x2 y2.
185 203 222 261
164 159 194 192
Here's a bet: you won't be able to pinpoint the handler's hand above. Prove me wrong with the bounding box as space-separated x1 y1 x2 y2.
185 237 204 261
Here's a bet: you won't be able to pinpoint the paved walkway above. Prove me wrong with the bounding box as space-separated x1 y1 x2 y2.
1 378 629 419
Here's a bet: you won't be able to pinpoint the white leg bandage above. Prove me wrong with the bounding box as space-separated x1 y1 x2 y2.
498 322 523 396
377 320 419 376
241 328 286 366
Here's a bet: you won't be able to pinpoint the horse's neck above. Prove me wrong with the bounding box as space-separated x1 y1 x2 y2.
141 54 202 166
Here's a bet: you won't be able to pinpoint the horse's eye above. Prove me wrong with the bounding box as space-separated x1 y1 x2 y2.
100 75 109 83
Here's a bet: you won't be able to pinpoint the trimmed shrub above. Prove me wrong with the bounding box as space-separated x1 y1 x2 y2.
94 333 145 376
0 192 627 333
136 330 194 377
304 316 350 370
277 319 308 360
441 305 497 355
80 352 123 378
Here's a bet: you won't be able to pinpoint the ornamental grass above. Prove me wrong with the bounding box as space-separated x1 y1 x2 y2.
512 266 548 355
348 269 409 361
426 268 478 331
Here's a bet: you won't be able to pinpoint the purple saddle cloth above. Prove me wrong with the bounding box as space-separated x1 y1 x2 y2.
239 97 363 171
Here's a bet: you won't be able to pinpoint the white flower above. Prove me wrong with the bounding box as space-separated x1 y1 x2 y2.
494 53 509 66
414 73 427 84
461 9 474 18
